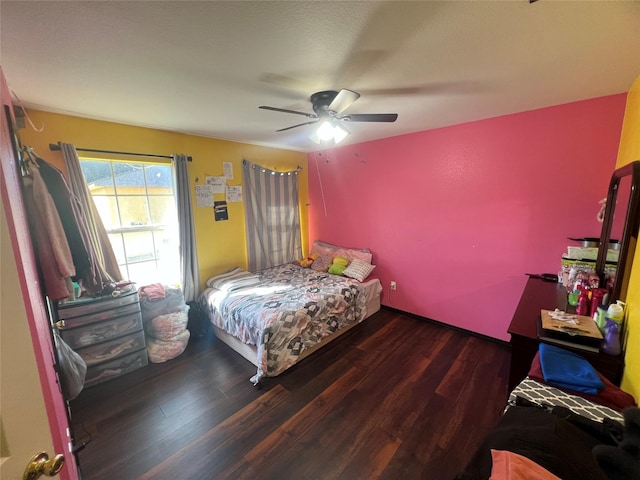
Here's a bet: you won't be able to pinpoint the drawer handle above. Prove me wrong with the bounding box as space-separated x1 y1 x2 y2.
54 320 65 330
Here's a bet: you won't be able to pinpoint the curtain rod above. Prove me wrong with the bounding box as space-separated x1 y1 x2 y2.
48 143 191 161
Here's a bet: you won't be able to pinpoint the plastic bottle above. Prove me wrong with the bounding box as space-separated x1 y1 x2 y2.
590 288 607 317
576 290 590 315
602 319 621 356
606 300 626 324
595 305 608 333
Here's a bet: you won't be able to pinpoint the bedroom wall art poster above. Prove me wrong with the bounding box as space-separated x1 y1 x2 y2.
214 201 229 221
223 162 234 180
195 185 214 207
226 186 242 202
206 176 227 194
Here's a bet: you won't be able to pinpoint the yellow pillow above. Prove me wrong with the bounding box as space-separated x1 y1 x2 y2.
332 256 349 266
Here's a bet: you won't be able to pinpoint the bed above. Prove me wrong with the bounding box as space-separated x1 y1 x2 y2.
199 256 382 385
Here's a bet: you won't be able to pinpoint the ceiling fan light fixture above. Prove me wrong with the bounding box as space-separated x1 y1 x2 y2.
332 123 350 144
261 89 396 146
310 120 350 145
317 120 335 141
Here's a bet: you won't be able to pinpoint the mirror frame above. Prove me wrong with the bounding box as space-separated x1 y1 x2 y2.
596 160 640 303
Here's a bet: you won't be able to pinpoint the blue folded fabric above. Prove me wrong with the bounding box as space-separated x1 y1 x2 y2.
539 343 604 395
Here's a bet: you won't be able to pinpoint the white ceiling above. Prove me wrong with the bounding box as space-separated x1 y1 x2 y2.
2 1 639 153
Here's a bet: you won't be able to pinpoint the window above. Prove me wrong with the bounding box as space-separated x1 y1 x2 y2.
242 159 302 271
80 159 180 287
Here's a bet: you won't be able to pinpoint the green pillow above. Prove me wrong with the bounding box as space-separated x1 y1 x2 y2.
328 263 347 275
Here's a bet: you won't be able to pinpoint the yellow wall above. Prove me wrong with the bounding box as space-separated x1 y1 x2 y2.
616 74 640 397
18 109 309 288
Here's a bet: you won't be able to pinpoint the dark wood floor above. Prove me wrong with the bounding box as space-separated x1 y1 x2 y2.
70 308 511 480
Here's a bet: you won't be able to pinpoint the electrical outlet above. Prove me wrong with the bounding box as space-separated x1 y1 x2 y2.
390 281 397 290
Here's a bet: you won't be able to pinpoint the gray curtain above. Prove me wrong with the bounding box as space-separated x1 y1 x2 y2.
242 159 302 272
173 154 200 302
60 143 122 284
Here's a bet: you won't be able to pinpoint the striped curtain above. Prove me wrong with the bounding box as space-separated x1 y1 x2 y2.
242 159 302 272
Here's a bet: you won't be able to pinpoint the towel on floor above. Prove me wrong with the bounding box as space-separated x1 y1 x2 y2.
539 343 604 395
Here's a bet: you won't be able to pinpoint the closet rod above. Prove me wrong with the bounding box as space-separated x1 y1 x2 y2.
48 143 191 161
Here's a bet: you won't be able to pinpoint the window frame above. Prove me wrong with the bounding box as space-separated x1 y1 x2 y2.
80 157 180 286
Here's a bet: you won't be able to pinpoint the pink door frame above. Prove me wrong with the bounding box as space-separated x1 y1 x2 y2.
1 67 79 480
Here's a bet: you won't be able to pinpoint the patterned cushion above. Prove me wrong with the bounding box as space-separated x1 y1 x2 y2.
310 254 331 272
343 259 376 282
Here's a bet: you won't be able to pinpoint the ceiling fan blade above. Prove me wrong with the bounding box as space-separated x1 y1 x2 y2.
360 81 486 97
343 113 398 123
328 89 360 115
259 105 316 118
276 120 318 132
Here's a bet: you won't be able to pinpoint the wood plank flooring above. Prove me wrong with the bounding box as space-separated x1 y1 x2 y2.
70 308 511 480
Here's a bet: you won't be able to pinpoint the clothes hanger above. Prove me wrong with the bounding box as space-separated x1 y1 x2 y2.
20 145 40 181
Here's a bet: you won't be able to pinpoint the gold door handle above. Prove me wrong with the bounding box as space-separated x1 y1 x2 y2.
23 451 65 480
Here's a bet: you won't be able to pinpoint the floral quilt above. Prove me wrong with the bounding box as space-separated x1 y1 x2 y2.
199 263 366 383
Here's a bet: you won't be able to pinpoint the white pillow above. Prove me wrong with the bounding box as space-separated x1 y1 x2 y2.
342 259 376 282
206 267 259 290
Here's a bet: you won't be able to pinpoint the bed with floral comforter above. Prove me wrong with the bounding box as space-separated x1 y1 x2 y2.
199 263 367 383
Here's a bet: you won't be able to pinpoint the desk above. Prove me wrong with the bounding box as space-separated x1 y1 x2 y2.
507 277 623 391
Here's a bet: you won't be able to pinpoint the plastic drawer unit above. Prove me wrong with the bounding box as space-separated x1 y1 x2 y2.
56 287 148 387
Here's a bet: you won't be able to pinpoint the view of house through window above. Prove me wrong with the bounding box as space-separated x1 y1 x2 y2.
80 159 180 287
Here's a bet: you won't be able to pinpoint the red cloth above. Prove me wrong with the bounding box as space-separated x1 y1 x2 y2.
528 351 636 412
139 283 166 300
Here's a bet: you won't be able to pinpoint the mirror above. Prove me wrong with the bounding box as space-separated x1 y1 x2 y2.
596 161 640 303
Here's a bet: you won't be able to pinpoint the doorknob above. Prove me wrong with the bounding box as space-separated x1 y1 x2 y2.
23 451 65 480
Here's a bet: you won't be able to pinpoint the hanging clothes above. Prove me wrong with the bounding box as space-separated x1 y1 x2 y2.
35 156 104 295
22 159 75 301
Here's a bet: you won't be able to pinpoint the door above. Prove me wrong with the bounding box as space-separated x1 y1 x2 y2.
0 67 79 480
1 201 61 479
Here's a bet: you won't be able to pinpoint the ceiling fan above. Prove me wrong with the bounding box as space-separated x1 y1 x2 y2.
259 89 398 143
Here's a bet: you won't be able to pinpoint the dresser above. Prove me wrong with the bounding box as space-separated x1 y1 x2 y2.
56 287 148 387
507 277 624 391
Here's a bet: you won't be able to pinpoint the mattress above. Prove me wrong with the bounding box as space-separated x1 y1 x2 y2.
201 264 382 383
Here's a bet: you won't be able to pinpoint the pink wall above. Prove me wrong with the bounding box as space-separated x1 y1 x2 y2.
307 94 627 341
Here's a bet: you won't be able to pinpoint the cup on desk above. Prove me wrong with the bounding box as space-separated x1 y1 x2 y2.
568 291 580 306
